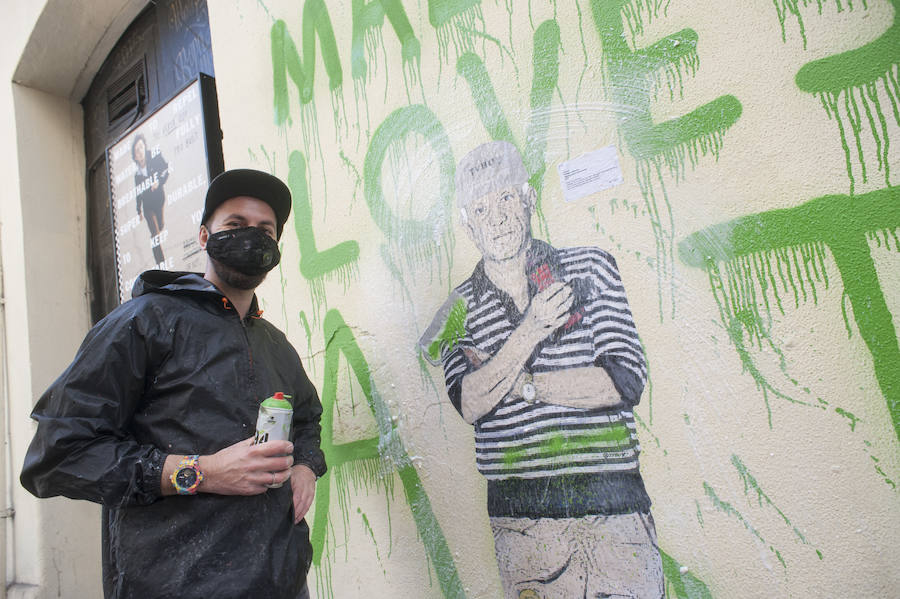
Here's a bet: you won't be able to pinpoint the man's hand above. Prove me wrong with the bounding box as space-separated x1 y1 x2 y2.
170 437 294 496
523 281 574 343
290 464 317 523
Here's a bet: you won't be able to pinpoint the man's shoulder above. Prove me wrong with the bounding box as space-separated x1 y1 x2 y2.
555 244 617 267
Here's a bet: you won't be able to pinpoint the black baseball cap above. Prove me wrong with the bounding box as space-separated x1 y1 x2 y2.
202 169 292 239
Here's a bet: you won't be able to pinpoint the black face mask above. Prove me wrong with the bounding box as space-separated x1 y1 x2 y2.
205 226 281 276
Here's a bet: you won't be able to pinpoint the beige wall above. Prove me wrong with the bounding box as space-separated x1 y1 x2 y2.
1 0 897 598
208 1 899 598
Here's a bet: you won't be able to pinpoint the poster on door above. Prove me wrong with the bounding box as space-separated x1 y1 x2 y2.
106 74 223 303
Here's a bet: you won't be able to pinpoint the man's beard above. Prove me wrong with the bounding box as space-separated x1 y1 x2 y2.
210 257 267 290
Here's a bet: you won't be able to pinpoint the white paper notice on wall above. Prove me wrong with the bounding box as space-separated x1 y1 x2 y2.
557 146 624 202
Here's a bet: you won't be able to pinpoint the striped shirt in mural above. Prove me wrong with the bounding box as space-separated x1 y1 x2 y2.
440 241 647 482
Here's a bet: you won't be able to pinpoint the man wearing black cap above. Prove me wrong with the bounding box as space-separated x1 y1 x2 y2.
21 169 325 599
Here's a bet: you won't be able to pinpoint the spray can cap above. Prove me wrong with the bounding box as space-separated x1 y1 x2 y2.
274 392 284 400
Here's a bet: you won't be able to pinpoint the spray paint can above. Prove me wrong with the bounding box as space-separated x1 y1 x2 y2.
254 392 293 487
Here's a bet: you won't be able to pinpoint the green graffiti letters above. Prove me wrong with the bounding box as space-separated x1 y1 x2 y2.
456 19 560 238
679 187 900 440
313 310 465 598
289 151 360 317
363 104 456 273
795 0 899 193
590 0 742 319
271 2 343 125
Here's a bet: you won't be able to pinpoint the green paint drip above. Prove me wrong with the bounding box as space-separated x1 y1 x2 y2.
455 19 561 240
378 243 414 306
298 310 315 377
352 0 421 82
695 499 704 527
773 0 868 49
591 0 743 320
679 187 900 440
312 310 466 598
795 2 899 193
363 104 456 279
289 151 360 321
429 0 483 64
704 482 787 569
731 455 812 547
659 548 713 599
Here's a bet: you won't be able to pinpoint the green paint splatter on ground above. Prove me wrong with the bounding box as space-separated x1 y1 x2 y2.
289 151 360 321
590 0 742 320
659 548 713 599
363 104 456 281
773 0 869 50
731 455 817 554
312 310 466 599
679 187 900 440
795 0 899 194
704 482 787 569
456 19 561 240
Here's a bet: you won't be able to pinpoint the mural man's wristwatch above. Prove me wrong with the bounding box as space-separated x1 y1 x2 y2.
171 455 204 495
519 372 537 404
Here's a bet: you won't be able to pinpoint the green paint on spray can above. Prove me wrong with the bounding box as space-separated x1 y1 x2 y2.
254 392 293 488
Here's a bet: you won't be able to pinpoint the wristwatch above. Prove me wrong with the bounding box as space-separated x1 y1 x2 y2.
519 372 538 404
171 455 204 495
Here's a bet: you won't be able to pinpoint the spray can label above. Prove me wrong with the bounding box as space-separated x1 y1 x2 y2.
254 392 293 444
254 393 293 488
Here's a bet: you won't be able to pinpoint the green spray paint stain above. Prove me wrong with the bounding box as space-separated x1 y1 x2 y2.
430 0 484 64
363 104 456 281
298 310 316 377
659 548 713 599
312 310 466 599
774 0 869 50
703 482 787 569
590 0 742 320
731 455 817 552
795 0 899 194
289 151 360 321
835 406 861 431
426 299 467 361
456 19 561 239
679 187 900 441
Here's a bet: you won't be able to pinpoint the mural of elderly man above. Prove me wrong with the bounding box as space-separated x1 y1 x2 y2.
421 141 663 598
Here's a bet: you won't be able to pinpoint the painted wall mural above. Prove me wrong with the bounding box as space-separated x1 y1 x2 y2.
210 1 899 597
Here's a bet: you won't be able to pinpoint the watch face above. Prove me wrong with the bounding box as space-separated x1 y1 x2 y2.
175 467 198 489
522 382 537 402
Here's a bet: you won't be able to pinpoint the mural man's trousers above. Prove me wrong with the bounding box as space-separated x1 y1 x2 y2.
490 511 664 599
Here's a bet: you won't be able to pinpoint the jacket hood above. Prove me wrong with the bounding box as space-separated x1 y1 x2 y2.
132 270 220 299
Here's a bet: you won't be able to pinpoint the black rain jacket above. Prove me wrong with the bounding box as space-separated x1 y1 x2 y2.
20 271 326 599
